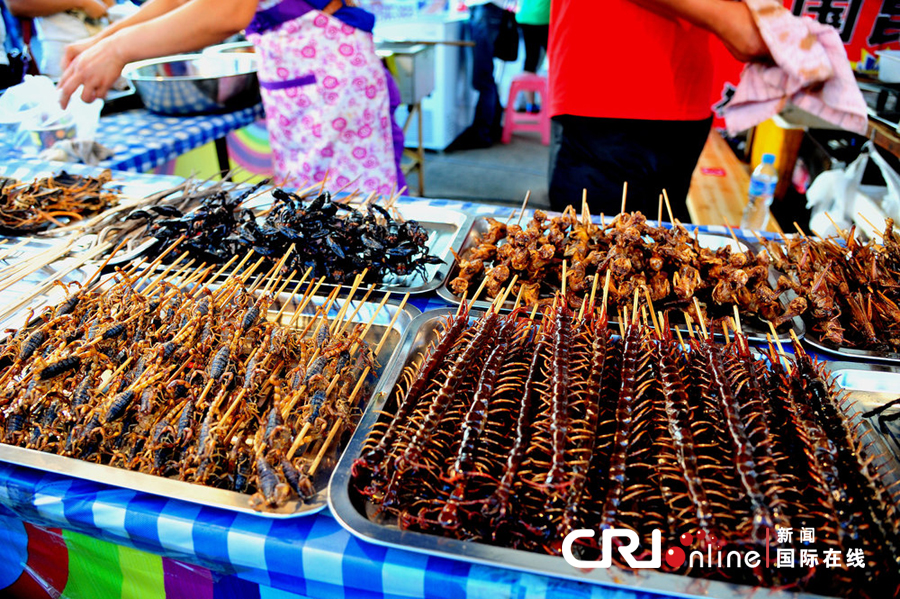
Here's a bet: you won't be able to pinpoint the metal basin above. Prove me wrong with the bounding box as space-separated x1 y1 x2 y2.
122 53 261 116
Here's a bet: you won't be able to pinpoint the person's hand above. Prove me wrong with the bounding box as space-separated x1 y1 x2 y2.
77 0 112 19
58 33 128 108
62 35 99 72
713 1 769 62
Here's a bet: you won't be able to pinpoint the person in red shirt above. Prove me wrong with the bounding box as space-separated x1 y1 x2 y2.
548 0 769 220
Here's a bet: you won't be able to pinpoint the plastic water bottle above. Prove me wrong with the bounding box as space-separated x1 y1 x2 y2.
741 153 778 230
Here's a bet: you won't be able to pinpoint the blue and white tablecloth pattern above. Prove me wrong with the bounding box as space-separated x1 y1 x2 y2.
94 105 265 173
0 159 782 599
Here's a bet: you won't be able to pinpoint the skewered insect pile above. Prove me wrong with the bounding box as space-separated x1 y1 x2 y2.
133 186 442 284
761 219 900 354
450 209 801 328
0 250 389 511
350 292 900 598
0 171 119 233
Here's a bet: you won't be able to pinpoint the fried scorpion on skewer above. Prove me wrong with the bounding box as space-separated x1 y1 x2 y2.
0 263 377 511
352 292 900 598
450 209 795 328
760 219 900 353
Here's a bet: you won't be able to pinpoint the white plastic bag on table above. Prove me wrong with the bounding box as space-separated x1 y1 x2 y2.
0 75 102 152
808 141 900 238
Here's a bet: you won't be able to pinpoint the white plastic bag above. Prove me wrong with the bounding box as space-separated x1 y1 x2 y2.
0 75 102 151
807 141 900 238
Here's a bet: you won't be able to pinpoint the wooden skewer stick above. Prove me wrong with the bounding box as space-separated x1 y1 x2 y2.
600 271 611 318
643 287 661 334
582 189 591 228
661 189 675 225
140 251 190 295
692 297 709 339
351 292 392 353
658 194 664 226
857 212 886 239
620 182 628 216
683 312 696 339
338 283 377 336
455 288 469 317
514 190 531 227
561 261 568 298
674 324 687 350
469 268 494 306
127 234 186 281
275 268 314 323
374 293 409 356
331 270 368 334
93 357 134 393
271 270 298 308
512 284 525 312
289 277 327 327
721 216 746 254
498 274 519 308
578 295 588 322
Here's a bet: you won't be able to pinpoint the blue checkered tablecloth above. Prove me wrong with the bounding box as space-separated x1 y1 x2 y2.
0 159 789 599
92 104 265 173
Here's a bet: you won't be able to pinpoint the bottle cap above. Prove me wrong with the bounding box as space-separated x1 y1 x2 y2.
762 153 776 165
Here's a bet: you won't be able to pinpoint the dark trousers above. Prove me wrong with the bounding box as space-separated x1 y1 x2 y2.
520 23 548 73
469 2 504 145
548 115 712 222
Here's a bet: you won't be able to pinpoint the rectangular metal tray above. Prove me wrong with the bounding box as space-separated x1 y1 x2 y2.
141 200 473 296
0 283 419 518
329 309 896 599
436 216 805 343
826 362 900 462
802 328 900 366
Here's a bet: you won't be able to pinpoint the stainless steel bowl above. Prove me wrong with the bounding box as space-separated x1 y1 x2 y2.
202 41 256 55
122 53 261 116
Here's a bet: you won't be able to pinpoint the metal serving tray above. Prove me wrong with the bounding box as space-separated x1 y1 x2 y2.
135 200 473 296
0 284 419 518
803 331 900 366
329 309 897 599
437 216 805 343
827 362 900 462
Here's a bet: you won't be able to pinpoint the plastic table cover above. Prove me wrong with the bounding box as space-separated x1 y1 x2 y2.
0 159 785 599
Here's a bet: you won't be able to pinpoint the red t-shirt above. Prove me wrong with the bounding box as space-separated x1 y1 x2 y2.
549 1 719 121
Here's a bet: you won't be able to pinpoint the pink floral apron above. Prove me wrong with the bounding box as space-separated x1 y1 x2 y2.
247 2 399 196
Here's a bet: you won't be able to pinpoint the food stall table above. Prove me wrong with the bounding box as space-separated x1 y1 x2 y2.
0 160 798 599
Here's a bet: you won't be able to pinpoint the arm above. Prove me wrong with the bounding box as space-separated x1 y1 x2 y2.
7 0 112 20
58 0 256 107
627 0 768 62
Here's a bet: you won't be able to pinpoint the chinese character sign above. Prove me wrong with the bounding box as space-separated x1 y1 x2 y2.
790 0 900 59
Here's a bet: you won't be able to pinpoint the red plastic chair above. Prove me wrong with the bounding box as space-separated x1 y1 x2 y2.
501 73 550 146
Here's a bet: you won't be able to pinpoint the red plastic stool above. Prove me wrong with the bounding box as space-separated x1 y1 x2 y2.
501 73 550 145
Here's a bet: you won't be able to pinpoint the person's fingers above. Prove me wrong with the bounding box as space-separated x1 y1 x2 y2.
82 0 109 19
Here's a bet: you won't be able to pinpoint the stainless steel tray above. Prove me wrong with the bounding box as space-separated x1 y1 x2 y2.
139 200 473 296
437 216 805 343
0 284 419 518
827 362 900 462
804 331 900 366
329 309 895 599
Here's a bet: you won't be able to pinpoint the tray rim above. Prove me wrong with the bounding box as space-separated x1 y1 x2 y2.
329 308 845 599
803 332 900 366
436 217 806 343
0 291 421 518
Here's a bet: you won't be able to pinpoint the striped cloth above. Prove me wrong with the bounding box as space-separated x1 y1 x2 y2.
0 158 783 599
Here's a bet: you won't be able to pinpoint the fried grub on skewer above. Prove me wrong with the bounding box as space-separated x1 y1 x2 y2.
0 171 119 233
0 265 377 511
351 293 900 598
450 209 793 327
761 219 900 353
